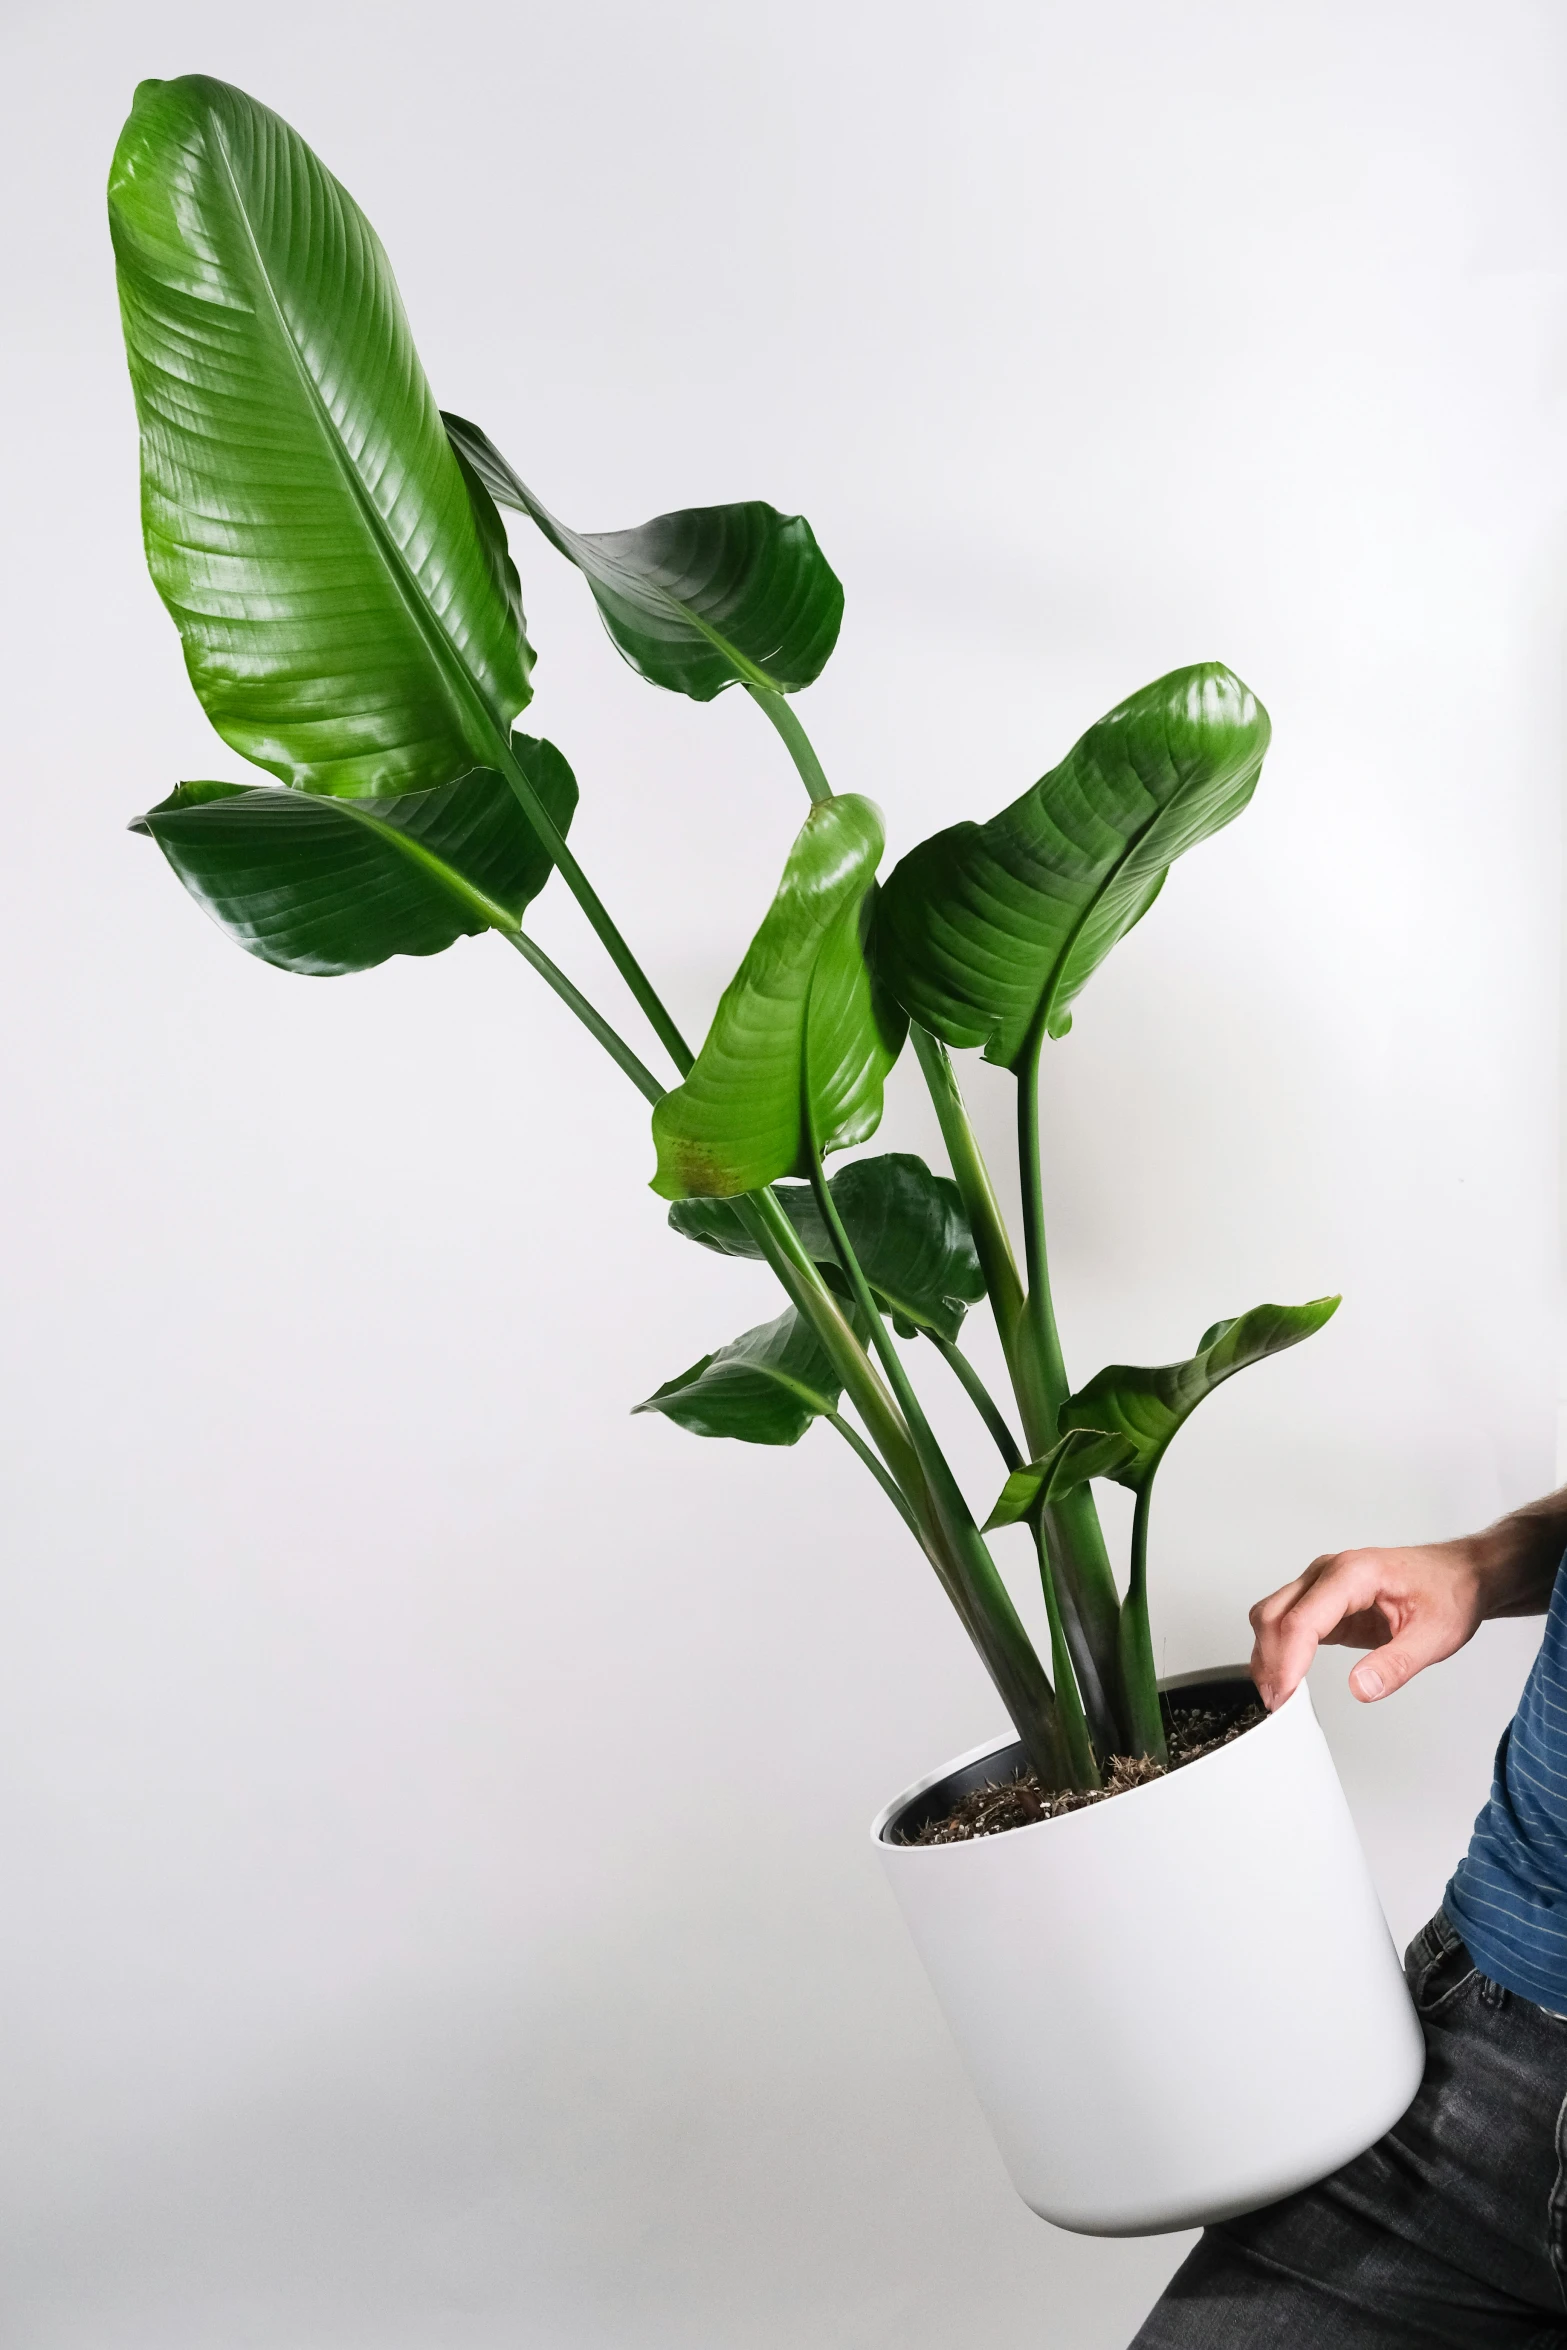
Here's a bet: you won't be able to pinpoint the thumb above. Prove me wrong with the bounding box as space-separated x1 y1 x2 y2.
1349 1618 1452 1703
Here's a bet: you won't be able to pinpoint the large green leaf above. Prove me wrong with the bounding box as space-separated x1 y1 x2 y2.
445 412 842 701
983 1428 1139 1531
650 796 906 1199
668 1153 983 1340
872 665 1270 1069
130 737 577 975
633 1309 842 1444
110 77 532 799
1059 1298 1341 1491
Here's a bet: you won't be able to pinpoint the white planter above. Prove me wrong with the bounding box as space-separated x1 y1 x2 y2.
872 1670 1424 2237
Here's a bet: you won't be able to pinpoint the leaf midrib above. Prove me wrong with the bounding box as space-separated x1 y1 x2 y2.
208 117 513 785
329 795 522 935
1027 736 1217 1051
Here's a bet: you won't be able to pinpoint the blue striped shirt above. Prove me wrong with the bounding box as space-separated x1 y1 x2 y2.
1446 1557 1567 2010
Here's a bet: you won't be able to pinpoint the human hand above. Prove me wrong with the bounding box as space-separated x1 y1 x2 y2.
1248 1540 1491 1711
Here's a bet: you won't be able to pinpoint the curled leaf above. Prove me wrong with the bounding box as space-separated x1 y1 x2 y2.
873 665 1270 1068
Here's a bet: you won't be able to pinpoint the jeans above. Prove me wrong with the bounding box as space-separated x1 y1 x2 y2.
1130 1909 1567 2347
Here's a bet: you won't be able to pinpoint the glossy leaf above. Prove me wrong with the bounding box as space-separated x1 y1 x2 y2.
445 412 842 701
130 737 577 975
983 1428 1139 1532
1060 1298 1342 1491
633 1309 841 1444
650 796 906 1199
873 665 1270 1069
668 1153 983 1340
110 77 531 799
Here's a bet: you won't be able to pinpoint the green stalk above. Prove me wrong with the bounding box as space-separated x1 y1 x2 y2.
925 1330 1023 1471
909 1026 1029 1390
746 684 833 805
1030 1516 1100 1788
800 1110 1066 1787
908 1024 1124 1753
493 737 696 1079
1013 1016 1128 1752
735 1187 923 1501
1120 1484 1168 1762
827 1411 924 1538
1015 1015 1069 1423
502 931 667 1104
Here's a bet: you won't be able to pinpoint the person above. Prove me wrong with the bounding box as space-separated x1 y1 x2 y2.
1131 1486 1567 2348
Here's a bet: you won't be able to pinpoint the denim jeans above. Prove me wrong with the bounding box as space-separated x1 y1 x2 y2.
1130 1910 1567 2347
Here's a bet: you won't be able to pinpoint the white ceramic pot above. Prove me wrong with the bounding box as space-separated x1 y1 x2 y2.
872 1669 1425 2237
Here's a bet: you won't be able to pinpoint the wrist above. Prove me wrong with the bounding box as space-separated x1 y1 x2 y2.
1468 1508 1564 1616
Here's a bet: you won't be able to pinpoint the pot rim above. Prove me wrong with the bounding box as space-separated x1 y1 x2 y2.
871 1663 1281 1851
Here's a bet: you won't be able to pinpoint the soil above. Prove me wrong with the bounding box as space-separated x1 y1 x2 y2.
897 1697 1268 1846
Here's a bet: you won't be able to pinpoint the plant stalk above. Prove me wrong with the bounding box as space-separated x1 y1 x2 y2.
1031 1516 1101 1789
493 738 696 1079
502 931 667 1104
1015 1016 1069 1426
1013 1017 1129 1752
909 1026 1027 1369
1121 1483 1168 1762
827 1412 924 1538
746 684 833 805
925 1330 1023 1471
800 1114 1065 1786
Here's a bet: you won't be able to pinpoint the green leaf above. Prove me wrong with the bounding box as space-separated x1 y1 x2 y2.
650 796 906 1199
633 1309 842 1444
445 412 843 701
982 1428 1140 1531
668 1153 983 1340
1060 1297 1342 1491
110 77 532 799
130 737 577 976
872 664 1270 1069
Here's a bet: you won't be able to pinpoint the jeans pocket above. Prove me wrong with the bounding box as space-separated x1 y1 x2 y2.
1406 1910 1478 2016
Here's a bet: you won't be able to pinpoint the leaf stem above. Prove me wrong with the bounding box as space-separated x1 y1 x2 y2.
735 1188 923 1499
494 738 696 1076
1015 1016 1069 1424
1012 1016 1129 1753
799 1105 1064 1785
1030 1515 1101 1789
747 684 833 805
827 1410 924 1537
502 931 667 1104
925 1331 1024 1471
907 1028 1049 1443
1121 1484 1168 1762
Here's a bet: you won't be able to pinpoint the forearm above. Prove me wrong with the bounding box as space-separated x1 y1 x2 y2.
1469 1488 1567 1617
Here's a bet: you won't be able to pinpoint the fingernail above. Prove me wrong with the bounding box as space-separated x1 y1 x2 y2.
1354 1666 1385 1700
1257 1680 1275 1711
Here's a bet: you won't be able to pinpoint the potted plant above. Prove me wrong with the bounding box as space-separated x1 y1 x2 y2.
108 73 1424 2238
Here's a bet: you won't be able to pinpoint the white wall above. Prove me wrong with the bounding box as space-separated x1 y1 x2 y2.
1 2 1562 2342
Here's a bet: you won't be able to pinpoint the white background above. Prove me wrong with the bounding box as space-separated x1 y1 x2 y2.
2 2 1563 2342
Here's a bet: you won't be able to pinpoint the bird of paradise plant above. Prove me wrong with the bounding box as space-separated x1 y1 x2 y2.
111 74 1336 1796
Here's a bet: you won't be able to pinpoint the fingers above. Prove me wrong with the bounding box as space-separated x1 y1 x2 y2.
1250 1543 1485 1710
1347 1607 1471 1704
1249 1551 1398 1711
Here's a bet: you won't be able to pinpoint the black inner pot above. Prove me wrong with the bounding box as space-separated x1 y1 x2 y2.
881 1667 1260 1846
